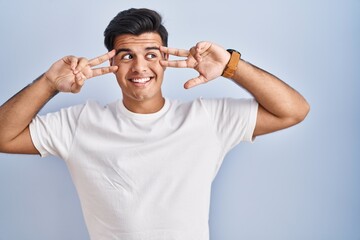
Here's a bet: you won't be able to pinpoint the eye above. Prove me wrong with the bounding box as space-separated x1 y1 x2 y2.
146 53 158 60
121 54 133 60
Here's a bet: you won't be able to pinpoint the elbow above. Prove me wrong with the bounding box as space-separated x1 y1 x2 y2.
0 142 8 153
299 100 310 122
0 135 6 153
0 137 12 153
290 100 310 126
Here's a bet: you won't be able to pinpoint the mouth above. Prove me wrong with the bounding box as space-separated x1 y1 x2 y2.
128 77 153 86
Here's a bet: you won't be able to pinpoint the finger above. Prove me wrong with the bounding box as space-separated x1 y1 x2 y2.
88 50 116 67
184 75 208 89
191 45 203 62
74 57 89 74
192 42 212 62
70 76 84 93
195 41 211 52
71 82 82 94
62 56 78 71
71 72 87 93
91 65 118 78
160 46 189 57
75 72 86 82
69 57 78 71
192 47 202 62
160 57 198 68
160 59 189 68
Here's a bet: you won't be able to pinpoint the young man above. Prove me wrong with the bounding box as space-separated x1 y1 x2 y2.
0 8 309 240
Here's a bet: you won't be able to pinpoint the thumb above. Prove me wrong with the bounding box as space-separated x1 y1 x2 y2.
184 75 208 89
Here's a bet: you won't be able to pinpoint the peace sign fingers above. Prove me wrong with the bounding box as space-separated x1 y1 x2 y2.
73 50 118 79
159 46 198 69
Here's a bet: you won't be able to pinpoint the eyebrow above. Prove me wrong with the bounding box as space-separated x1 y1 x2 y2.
115 47 160 56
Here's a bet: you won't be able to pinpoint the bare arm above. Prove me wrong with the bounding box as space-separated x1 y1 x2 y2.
0 75 57 154
0 51 118 154
160 42 310 137
230 59 310 136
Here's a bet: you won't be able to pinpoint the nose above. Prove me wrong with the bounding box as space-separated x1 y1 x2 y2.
131 56 148 73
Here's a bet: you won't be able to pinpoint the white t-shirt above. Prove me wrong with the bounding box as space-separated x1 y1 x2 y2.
29 98 258 240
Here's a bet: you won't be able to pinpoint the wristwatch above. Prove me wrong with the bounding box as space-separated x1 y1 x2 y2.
222 49 241 78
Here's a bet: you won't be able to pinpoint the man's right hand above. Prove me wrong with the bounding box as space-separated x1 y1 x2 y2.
0 50 118 154
44 50 118 93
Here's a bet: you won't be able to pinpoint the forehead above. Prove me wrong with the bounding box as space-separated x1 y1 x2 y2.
113 32 163 50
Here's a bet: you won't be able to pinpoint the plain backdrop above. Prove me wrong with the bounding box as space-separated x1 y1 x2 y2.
0 0 359 239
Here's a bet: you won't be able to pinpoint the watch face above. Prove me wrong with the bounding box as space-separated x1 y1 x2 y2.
226 49 240 54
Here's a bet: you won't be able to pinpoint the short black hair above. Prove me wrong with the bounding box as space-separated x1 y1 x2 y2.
104 8 168 51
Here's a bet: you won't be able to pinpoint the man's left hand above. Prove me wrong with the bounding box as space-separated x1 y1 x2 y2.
160 42 230 89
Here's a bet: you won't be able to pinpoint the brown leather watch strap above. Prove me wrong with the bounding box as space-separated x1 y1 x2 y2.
222 49 241 78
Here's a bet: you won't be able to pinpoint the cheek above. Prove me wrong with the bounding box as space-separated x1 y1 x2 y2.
114 70 128 88
113 63 128 78
149 61 165 74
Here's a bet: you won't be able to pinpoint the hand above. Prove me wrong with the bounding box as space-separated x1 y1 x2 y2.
44 50 118 93
160 42 230 89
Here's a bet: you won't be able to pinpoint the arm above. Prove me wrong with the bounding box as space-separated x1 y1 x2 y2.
160 42 310 137
0 75 57 154
230 58 310 136
0 51 118 154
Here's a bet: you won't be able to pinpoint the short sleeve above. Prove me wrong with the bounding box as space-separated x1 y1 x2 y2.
200 98 258 152
29 104 85 159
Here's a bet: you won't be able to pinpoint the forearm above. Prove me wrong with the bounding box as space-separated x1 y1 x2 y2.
231 59 309 122
0 74 58 144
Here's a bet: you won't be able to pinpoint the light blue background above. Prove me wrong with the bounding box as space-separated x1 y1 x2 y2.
0 0 359 239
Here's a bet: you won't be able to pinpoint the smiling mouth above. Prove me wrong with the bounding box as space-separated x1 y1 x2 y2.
129 77 152 84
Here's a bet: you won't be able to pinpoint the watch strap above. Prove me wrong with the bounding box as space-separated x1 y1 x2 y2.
222 49 241 78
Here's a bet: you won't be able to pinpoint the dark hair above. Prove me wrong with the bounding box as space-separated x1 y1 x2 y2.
104 8 168 51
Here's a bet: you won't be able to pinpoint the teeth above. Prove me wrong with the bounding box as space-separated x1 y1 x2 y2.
131 77 151 83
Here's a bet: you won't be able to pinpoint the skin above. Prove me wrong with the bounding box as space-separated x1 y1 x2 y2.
0 51 118 154
0 32 309 154
160 41 310 136
111 33 167 114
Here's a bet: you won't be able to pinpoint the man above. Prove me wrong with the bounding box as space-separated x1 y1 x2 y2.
0 8 309 240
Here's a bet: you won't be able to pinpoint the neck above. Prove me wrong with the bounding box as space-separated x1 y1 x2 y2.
123 97 165 114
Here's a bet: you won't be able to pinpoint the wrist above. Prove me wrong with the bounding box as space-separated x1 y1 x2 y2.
221 49 241 79
39 73 60 96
